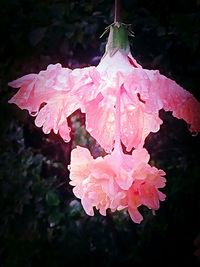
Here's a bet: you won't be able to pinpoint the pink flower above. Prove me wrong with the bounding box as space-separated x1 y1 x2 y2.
8 22 199 224
69 146 166 223
8 50 200 149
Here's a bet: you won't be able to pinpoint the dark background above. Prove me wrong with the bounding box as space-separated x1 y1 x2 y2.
0 0 200 266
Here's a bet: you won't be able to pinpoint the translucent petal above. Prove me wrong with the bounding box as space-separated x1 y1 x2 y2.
34 93 79 141
85 94 115 152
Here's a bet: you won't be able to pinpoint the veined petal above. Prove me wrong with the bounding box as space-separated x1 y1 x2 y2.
34 93 80 141
148 70 200 133
81 194 95 216
128 206 143 224
120 89 163 151
172 96 200 133
97 51 139 76
131 148 150 165
139 183 160 210
8 74 37 88
85 93 115 152
8 64 73 114
72 67 101 105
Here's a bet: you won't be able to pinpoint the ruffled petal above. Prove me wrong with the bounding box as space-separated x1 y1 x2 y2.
120 88 163 151
8 74 37 88
85 93 115 152
72 67 101 106
140 183 160 210
150 71 200 133
8 64 72 114
82 194 95 216
69 146 93 186
128 206 143 224
34 93 80 141
131 148 150 165
172 97 200 133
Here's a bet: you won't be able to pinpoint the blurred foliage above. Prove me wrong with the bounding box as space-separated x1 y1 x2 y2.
0 0 200 266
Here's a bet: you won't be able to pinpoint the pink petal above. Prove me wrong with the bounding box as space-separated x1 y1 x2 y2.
8 74 37 88
8 64 73 114
172 97 200 133
131 148 150 166
97 51 135 76
120 89 162 151
128 206 143 224
34 93 80 141
81 195 94 216
85 94 115 152
72 67 101 105
140 183 160 210
158 191 166 202
152 71 200 133
69 146 93 187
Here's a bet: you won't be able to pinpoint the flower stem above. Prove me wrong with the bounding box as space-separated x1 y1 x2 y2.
114 0 121 23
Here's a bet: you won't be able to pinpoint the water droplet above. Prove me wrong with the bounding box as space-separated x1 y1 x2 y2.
107 114 115 123
128 105 135 111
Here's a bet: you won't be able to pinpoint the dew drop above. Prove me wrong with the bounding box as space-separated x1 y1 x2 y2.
128 105 135 111
107 115 115 123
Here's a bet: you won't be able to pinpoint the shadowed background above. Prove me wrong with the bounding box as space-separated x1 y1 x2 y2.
0 0 200 266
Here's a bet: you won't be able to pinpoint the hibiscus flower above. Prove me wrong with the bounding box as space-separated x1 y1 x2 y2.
8 23 200 152
8 21 200 223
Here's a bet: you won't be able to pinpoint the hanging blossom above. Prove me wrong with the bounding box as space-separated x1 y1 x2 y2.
9 24 200 152
8 22 200 222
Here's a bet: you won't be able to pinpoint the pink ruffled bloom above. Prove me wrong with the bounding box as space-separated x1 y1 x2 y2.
69 146 166 223
9 51 200 152
8 23 200 223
